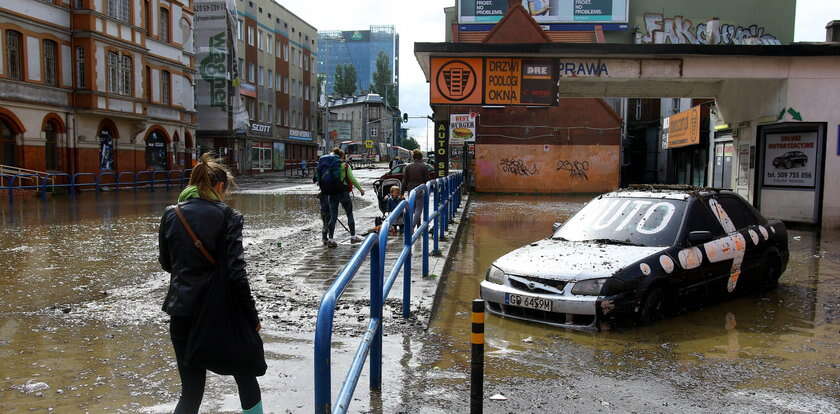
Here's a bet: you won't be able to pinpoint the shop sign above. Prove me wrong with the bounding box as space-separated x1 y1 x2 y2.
289 129 313 141
434 120 450 177
449 113 477 145
665 105 701 148
240 82 256 98
431 57 483 105
249 122 272 137
484 59 554 106
763 132 817 188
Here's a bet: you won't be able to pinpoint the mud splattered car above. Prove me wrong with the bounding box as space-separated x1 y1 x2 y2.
480 187 789 330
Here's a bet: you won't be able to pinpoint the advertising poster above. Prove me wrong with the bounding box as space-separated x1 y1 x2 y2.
450 113 477 146
459 0 628 24
434 120 450 177
763 132 817 187
484 58 554 106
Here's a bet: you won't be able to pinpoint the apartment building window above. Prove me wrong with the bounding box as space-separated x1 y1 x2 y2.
257 66 263 86
144 0 152 36
237 19 243 40
6 30 22 81
304 86 309 101
75 47 86 88
275 73 281 90
160 70 171 104
283 44 288 61
159 7 170 42
370 127 378 137
268 69 273 89
285 109 289 127
246 98 255 121
257 30 263 50
283 77 288 94
275 40 281 58
268 104 273 123
43 40 58 86
266 35 272 54
292 110 297 128
248 26 254 46
259 103 265 121
108 0 129 22
108 52 132 95
238 58 244 78
247 63 254 83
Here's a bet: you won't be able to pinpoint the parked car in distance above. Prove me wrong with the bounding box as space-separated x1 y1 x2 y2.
480 186 789 330
772 151 808 169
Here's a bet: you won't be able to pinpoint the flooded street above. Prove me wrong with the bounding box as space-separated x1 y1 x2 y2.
404 194 840 413
1 187 838 412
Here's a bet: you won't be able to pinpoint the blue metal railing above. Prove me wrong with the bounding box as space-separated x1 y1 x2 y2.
314 172 464 414
0 169 192 197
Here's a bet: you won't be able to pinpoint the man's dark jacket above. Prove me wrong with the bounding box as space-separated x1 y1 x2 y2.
158 199 259 328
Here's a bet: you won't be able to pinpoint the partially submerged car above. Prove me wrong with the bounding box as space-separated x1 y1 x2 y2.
480 186 789 330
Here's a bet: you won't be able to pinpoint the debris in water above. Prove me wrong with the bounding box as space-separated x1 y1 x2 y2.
16 380 49 394
521 336 533 343
793 236 801 241
490 393 508 401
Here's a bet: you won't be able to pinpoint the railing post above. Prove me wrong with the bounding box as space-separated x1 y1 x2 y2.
38 176 47 200
95 173 101 192
470 299 485 414
370 236 383 390
403 194 413 319
422 183 430 277
432 179 441 256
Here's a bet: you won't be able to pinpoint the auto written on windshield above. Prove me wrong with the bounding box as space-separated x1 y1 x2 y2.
554 197 687 247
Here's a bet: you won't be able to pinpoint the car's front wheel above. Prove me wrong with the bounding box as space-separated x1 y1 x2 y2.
760 255 783 291
638 287 666 325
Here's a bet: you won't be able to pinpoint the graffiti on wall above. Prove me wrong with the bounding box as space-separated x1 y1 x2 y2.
499 158 539 176
556 160 590 180
639 14 782 46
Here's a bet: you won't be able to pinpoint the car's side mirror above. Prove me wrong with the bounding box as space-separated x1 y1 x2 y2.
688 231 715 245
552 222 564 232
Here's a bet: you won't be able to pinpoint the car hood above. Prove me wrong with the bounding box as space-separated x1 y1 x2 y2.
493 239 668 282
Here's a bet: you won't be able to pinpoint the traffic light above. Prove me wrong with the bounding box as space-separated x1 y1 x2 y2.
402 113 408 123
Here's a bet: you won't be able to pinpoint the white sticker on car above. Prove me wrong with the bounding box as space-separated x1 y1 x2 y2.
748 229 760 246
637 202 677 235
708 199 737 234
759 225 769 240
678 247 703 270
659 255 675 274
703 233 747 293
640 263 652 276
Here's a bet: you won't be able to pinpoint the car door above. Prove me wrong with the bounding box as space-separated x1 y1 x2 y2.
677 197 727 295
716 195 764 287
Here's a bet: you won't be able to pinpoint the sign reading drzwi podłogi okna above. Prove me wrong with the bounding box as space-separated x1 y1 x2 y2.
435 120 450 177
484 58 554 106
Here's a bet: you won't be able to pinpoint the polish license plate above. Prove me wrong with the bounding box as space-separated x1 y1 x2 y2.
505 293 552 312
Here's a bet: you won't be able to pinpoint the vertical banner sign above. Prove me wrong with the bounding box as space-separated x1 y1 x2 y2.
763 132 818 187
435 120 450 177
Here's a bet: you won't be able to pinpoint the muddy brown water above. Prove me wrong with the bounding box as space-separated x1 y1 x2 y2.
418 194 840 412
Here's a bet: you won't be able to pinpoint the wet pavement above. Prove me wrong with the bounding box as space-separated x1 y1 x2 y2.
0 167 464 412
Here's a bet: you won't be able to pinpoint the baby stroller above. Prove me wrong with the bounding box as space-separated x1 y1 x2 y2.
372 178 404 234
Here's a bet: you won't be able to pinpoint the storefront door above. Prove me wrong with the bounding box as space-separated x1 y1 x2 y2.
712 141 734 189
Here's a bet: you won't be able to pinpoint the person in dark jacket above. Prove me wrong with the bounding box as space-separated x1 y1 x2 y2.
159 154 264 414
402 149 431 229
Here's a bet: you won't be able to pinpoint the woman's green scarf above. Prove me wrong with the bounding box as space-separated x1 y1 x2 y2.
177 185 219 202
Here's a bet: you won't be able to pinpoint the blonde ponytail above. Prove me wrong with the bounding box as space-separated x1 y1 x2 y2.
189 153 235 200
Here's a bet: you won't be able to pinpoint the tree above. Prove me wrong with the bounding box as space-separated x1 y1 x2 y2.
333 64 357 97
370 51 397 107
400 137 419 151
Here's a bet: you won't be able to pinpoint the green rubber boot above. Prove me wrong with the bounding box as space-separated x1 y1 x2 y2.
243 401 263 414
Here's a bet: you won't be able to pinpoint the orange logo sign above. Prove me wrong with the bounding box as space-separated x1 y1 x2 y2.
431 58 483 105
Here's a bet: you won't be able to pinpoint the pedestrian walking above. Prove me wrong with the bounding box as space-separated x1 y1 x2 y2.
402 149 431 229
159 154 266 414
300 159 308 177
315 148 366 246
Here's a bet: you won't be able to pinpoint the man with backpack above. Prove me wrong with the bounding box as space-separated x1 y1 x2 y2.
315 148 365 247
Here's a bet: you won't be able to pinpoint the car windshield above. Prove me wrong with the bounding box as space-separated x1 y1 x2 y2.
553 196 687 247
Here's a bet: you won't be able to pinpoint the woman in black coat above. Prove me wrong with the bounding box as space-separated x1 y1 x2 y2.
159 154 264 414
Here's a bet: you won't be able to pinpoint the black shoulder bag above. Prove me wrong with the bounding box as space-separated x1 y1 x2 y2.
174 204 267 377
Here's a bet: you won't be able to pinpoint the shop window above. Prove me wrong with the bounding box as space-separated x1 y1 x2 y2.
108 0 129 22
146 130 168 170
160 70 171 104
0 119 16 166
6 30 23 81
43 40 58 87
98 126 116 171
712 142 734 189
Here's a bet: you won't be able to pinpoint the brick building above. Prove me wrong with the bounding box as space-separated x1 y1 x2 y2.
0 0 197 176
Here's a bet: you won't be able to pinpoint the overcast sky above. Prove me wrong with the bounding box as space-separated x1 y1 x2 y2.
279 0 840 151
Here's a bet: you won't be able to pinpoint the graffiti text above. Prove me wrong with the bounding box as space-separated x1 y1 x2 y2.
556 160 590 180
499 158 538 176
640 14 781 46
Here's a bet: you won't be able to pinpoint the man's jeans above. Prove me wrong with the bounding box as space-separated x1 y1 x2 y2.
327 191 356 239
